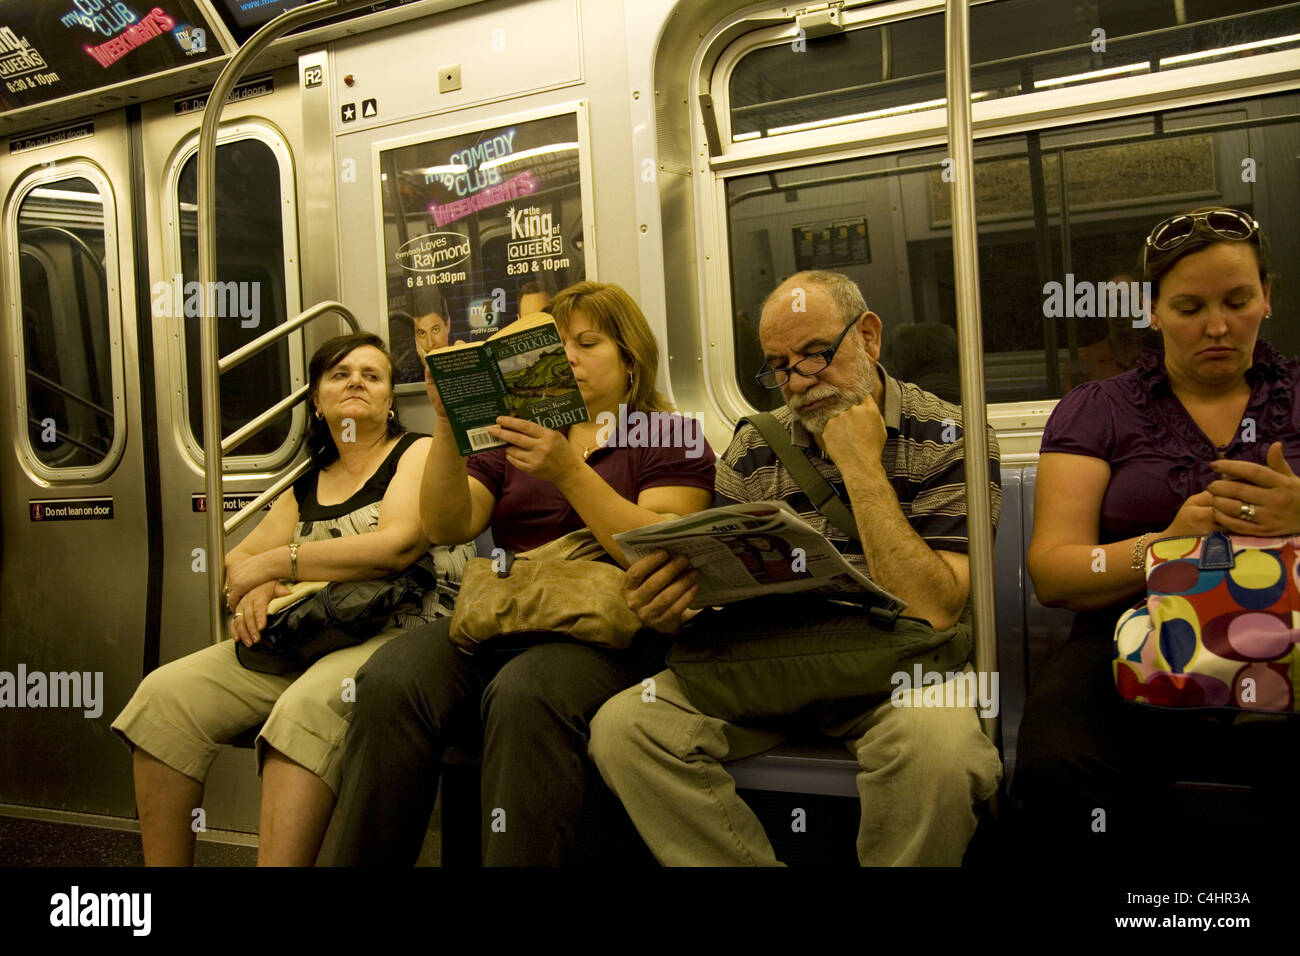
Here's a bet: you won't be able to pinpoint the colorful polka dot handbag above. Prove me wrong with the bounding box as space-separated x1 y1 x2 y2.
1113 531 1300 712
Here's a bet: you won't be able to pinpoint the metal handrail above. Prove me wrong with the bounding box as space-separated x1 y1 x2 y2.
219 300 359 375
218 302 360 455
945 0 999 747
224 460 314 536
23 227 107 282
26 417 108 456
221 385 308 457
197 0 374 645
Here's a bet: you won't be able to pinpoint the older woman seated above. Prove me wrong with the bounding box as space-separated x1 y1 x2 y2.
112 332 471 866
1015 208 1300 860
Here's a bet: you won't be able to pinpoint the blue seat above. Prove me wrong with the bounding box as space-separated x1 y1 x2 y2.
1018 465 1076 702
1004 464 1076 778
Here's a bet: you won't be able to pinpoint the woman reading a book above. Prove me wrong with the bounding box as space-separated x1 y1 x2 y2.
328 281 717 865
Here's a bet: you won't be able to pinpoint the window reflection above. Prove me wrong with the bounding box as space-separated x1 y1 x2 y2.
728 0 1298 141
17 176 115 469
176 138 292 457
726 93 1297 407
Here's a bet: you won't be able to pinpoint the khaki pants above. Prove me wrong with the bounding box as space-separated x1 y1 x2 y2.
111 628 400 794
589 668 1002 866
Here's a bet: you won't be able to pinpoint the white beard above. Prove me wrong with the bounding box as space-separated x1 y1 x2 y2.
788 349 875 435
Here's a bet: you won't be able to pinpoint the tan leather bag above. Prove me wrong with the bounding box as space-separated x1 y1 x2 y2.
448 528 643 653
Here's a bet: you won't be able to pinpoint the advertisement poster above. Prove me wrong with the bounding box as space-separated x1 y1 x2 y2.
0 0 217 112
376 107 592 387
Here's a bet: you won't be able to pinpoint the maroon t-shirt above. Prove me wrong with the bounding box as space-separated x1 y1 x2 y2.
465 413 716 553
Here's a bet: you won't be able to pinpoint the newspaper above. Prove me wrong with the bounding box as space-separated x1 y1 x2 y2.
611 501 905 612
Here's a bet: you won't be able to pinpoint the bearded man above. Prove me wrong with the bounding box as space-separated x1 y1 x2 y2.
589 270 1004 866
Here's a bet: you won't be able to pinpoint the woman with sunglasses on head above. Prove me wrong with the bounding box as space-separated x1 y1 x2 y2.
1014 207 1300 863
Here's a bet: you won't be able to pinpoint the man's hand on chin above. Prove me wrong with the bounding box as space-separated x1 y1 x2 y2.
820 397 887 475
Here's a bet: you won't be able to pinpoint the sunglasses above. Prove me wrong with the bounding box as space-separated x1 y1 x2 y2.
1141 209 1259 275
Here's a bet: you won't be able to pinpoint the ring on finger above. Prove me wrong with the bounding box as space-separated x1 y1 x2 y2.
1238 502 1257 522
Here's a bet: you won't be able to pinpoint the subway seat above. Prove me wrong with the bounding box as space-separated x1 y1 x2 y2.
233 474 1069 795
231 471 1259 855
442 475 1072 792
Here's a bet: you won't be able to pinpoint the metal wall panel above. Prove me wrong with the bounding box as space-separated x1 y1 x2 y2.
0 111 150 816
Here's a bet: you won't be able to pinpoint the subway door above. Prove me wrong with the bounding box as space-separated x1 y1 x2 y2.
137 72 308 832
0 111 156 817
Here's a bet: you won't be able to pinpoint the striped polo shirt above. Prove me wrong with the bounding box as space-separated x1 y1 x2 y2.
715 364 1001 578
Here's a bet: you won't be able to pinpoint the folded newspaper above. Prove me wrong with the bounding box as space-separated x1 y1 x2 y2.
611 502 905 612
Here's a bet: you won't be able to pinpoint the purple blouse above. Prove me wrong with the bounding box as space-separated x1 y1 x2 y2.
1040 340 1300 544
465 414 716 554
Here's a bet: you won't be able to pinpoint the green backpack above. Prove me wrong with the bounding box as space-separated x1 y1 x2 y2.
665 412 972 722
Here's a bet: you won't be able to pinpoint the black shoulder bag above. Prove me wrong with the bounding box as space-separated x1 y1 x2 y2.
235 553 440 675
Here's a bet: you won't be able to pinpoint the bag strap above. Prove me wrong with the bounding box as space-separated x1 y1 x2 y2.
1197 530 1235 570
738 412 860 542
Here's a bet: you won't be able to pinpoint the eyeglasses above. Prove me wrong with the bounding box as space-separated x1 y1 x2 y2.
755 314 862 389
1141 209 1259 275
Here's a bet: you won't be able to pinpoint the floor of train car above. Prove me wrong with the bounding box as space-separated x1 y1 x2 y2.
0 775 1002 867
0 794 446 867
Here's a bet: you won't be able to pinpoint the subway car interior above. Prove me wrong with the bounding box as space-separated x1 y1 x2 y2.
0 0 1297 883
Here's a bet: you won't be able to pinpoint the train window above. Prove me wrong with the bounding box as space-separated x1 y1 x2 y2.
171 134 299 463
727 0 1299 142
729 9 946 140
726 91 1298 411
12 173 122 473
707 0 1298 430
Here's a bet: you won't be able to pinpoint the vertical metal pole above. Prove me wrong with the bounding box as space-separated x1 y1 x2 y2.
1056 149 1078 379
944 0 999 745
1024 132 1060 396
196 1 366 644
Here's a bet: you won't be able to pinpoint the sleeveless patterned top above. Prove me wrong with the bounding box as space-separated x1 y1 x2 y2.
292 431 473 628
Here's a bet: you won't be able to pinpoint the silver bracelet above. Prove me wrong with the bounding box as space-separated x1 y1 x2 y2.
289 542 299 583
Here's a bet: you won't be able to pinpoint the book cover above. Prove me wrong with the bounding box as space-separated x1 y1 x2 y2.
425 312 589 455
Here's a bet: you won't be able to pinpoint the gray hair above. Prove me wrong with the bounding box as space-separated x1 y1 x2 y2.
761 270 868 324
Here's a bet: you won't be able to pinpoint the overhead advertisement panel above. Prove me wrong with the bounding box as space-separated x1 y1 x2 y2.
210 0 422 45
0 1 218 113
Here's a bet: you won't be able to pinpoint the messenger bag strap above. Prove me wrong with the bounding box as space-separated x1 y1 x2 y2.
738 412 860 543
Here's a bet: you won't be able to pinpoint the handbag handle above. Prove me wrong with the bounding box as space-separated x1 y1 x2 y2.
1198 531 1235 571
737 413 860 542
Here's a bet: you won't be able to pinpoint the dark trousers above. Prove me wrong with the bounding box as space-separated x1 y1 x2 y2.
326 617 666 866
1012 620 1298 865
